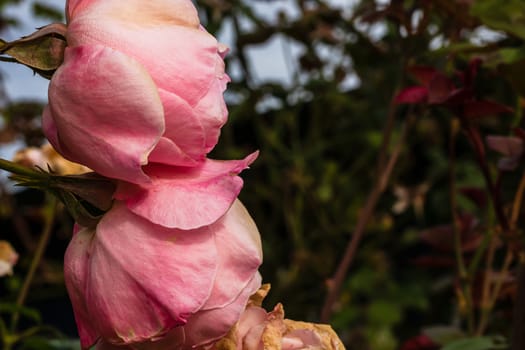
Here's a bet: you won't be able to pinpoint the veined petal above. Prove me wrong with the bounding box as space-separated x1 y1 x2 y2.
67 17 217 107
64 203 218 348
115 152 259 230
194 57 230 153
46 45 164 184
67 0 200 28
151 89 206 165
64 227 105 348
203 200 263 308
182 273 262 348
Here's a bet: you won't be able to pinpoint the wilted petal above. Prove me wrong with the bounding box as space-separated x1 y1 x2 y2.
46 45 164 184
115 152 259 230
64 203 218 348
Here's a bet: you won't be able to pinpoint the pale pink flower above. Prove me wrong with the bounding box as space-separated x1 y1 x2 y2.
213 285 346 350
13 143 90 175
44 0 230 184
65 200 263 349
0 241 18 277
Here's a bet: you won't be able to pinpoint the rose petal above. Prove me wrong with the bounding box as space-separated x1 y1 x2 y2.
115 152 259 230
203 200 263 308
67 7 216 107
63 227 104 348
46 45 164 184
67 0 200 28
64 203 218 348
182 273 262 348
194 60 230 153
148 89 206 166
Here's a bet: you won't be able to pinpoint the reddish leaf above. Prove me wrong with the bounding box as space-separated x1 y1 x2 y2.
428 73 455 104
486 135 524 157
420 214 481 253
420 225 454 252
400 335 439 350
463 100 513 119
514 127 525 140
395 86 428 104
444 88 473 106
459 187 488 209
498 157 521 171
466 58 482 87
408 66 440 86
488 133 524 171
468 126 486 158
411 255 456 268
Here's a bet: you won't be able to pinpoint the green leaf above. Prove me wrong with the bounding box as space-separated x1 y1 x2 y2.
0 303 41 324
441 336 508 350
423 325 464 345
32 3 63 22
470 0 525 39
500 59 525 96
46 339 81 350
367 300 402 326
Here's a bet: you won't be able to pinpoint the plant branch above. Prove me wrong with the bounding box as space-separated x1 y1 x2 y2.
449 118 475 333
320 111 411 322
10 196 57 332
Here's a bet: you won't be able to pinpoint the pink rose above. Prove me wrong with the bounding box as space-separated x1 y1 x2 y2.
65 199 263 349
44 0 230 184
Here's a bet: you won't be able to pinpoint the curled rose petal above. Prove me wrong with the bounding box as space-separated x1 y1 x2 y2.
45 45 164 184
115 152 259 230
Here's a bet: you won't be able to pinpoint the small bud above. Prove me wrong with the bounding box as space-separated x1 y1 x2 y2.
0 23 67 79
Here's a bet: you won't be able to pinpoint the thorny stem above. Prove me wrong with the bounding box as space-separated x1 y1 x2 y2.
449 119 475 333
320 109 411 323
462 124 509 231
460 118 525 343
509 169 525 350
10 197 57 332
477 169 525 334
512 257 525 350
476 231 497 336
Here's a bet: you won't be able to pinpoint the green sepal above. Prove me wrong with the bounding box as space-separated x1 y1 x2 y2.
0 158 115 228
0 23 67 79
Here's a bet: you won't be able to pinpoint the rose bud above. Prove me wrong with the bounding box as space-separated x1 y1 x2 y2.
44 0 231 184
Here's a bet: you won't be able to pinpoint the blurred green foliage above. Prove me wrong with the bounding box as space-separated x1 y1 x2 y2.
1 0 525 349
